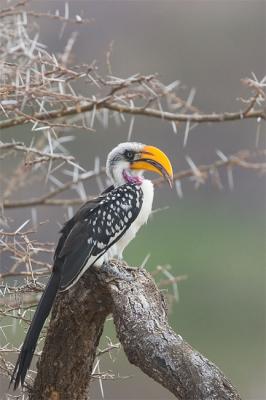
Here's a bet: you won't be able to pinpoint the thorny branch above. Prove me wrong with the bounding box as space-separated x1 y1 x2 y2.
0 96 264 131
0 0 94 24
0 6 265 134
0 141 75 165
2 148 265 208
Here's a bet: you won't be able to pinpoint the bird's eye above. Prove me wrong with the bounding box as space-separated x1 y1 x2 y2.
124 150 135 161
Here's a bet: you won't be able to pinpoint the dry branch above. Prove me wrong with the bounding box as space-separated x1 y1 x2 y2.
0 9 265 134
0 100 265 131
2 149 265 209
27 261 241 400
29 266 111 400
0 142 75 165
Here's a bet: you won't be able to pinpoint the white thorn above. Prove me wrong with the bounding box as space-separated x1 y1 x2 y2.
183 120 191 147
127 116 135 141
227 166 234 191
140 253 151 268
185 156 201 177
216 149 228 162
175 180 183 199
186 87 196 107
15 219 30 234
171 121 177 134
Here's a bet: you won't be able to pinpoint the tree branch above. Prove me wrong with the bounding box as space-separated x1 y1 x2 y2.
28 261 241 400
29 268 111 400
3 149 265 209
0 100 264 131
0 142 75 165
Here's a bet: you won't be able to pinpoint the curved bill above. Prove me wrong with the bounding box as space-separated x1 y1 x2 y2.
130 145 173 187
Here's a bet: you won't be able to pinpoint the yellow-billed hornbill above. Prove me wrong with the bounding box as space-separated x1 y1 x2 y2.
11 142 173 389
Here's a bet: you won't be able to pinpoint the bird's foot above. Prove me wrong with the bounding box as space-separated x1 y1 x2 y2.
109 258 128 267
110 258 138 272
100 261 134 282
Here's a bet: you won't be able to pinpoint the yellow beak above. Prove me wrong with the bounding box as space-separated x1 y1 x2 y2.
130 145 173 187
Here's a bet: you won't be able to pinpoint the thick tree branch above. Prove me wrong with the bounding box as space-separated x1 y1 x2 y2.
29 268 111 400
29 262 241 400
108 264 241 400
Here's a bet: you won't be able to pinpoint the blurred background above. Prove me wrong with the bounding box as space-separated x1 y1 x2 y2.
1 1 265 399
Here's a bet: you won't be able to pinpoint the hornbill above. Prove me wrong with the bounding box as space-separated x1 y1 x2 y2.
11 142 173 390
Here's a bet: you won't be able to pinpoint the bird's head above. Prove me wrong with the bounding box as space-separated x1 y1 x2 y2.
106 142 173 187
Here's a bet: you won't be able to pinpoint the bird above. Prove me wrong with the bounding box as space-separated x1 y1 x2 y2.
10 141 173 390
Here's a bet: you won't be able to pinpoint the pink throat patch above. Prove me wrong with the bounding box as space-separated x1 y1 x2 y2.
123 170 143 185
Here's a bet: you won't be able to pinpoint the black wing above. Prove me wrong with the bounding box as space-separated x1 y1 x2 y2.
53 185 114 261
56 184 143 290
10 186 115 390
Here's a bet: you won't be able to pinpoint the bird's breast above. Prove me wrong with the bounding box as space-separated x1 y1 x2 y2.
96 180 154 263
113 180 154 256
134 179 154 227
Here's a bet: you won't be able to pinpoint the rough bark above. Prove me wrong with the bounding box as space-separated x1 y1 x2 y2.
29 267 111 400
29 261 242 400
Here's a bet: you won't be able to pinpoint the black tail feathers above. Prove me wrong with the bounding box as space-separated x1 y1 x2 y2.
10 270 61 390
